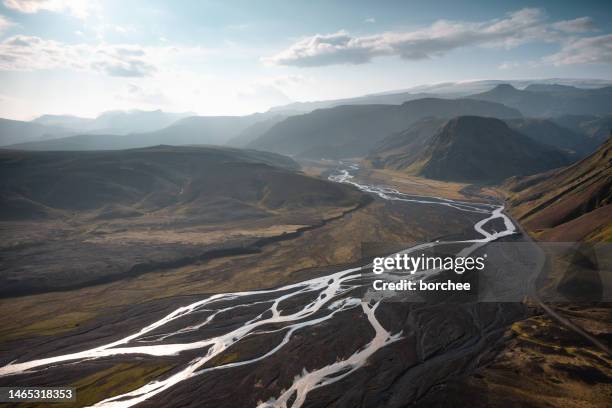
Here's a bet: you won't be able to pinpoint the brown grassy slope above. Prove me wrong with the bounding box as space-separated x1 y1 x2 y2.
504 137 612 241
448 138 612 408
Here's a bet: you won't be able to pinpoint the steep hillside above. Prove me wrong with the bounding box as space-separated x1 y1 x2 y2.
376 116 568 182
504 137 612 241
551 114 612 147
505 118 597 156
249 98 521 158
369 117 589 174
469 84 612 117
226 114 289 147
367 118 447 169
140 115 257 145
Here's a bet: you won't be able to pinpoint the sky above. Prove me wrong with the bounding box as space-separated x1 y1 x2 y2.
0 0 611 120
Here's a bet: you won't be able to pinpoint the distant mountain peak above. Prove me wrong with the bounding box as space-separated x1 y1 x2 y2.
494 83 517 90
489 83 520 93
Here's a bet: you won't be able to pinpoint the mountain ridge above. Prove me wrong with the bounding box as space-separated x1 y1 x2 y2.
469 83 612 117
370 116 569 182
249 98 521 159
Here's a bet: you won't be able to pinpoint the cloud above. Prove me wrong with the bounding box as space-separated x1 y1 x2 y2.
544 34 612 65
550 16 595 33
364 17 376 24
0 35 158 77
0 14 14 33
116 83 169 105
264 8 601 67
91 59 156 77
3 0 98 19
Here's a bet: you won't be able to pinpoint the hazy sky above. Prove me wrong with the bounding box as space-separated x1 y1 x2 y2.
0 0 611 120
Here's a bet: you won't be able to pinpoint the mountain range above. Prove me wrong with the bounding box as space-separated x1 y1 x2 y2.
0 118 73 146
469 84 612 117
3 80 611 158
32 110 193 135
268 78 612 114
6 112 282 151
0 109 194 148
249 98 521 159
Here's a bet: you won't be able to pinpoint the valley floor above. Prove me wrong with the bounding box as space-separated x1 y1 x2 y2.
0 162 609 408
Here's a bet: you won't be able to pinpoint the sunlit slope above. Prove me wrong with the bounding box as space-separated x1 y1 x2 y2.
504 137 612 241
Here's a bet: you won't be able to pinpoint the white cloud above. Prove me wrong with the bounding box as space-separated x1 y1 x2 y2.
265 8 602 67
0 36 156 77
544 34 612 65
2 0 98 19
551 16 595 33
0 35 211 77
0 14 14 33
364 17 376 24
116 83 169 105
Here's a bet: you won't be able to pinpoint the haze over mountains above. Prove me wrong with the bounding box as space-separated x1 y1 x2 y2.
269 78 612 114
0 109 193 147
33 110 193 135
248 98 520 158
6 112 283 151
2 80 611 164
469 83 612 117
0 118 73 146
